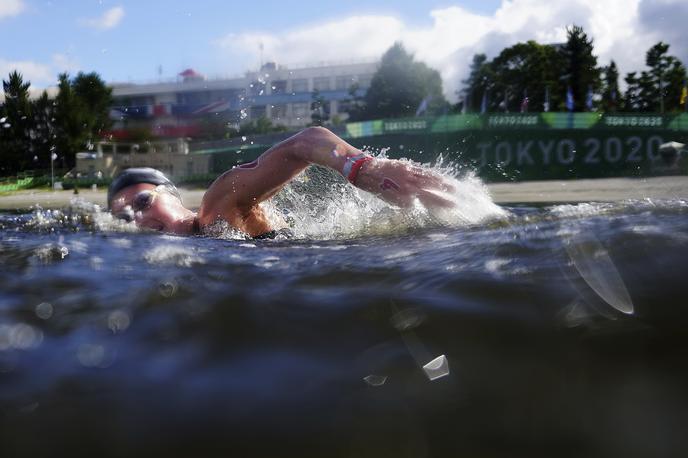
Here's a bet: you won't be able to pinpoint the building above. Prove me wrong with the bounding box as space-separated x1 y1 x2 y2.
109 61 378 139
74 139 212 180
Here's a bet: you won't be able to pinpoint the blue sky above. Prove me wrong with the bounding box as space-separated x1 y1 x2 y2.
0 0 685 98
0 0 499 84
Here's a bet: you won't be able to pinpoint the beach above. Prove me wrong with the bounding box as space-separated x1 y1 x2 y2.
1 175 686 210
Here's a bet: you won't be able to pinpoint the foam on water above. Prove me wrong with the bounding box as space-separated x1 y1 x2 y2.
266 163 507 239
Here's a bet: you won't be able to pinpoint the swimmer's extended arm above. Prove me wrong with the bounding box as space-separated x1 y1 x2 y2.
199 127 455 231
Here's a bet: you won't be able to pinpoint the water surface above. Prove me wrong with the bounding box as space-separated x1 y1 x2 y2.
1 171 687 457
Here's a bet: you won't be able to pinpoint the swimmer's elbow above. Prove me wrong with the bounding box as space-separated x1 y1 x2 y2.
292 126 332 149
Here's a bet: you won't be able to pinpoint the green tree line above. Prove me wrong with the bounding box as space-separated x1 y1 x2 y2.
0 71 112 176
459 25 687 114
347 42 449 121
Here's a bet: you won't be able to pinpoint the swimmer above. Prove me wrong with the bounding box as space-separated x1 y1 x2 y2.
108 127 457 237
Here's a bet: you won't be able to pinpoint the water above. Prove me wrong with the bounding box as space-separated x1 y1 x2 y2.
1 168 688 457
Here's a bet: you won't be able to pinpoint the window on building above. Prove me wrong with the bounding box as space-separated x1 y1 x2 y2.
251 105 266 119
291 102 309 119
178 92 212 105
249 80 266 96
271 104 287 120
118 96 154 107
291 78 308 93
313 77 331 91
357 74 373 89
335 75 355 91
272 80 287 94
338 99 352 114
212 89 242 102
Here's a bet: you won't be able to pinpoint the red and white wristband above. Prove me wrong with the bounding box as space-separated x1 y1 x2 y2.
342 153 374 184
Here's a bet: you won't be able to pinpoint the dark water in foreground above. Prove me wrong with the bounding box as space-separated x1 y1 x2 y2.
1 186 688 457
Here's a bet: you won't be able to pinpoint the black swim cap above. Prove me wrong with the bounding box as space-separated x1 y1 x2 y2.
107 167 181 208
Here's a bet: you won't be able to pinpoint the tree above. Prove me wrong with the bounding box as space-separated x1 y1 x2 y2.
623 71 647 112
459 54 488 112
72 72 113 141
53 73 85 167
0 71 34 173
53 72 113 167
623 43 687 112
359 43 447 119
486 41 564 112
627 42 687 112
460 43 564 113
310 89 329 126
600 61 620 112
559 25 601 111
30 91 55 169
342 82 365 121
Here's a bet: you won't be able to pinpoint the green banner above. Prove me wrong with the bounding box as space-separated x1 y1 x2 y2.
343 113 686 138
206 113 688 181
345 129 688 181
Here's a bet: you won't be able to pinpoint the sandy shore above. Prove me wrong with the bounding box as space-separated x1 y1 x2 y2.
488 175 688 203
1 176 687 211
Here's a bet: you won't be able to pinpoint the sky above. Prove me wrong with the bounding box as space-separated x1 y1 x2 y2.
0 0 686 101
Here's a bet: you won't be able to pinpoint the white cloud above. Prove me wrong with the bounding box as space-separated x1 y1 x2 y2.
0 0 24 19
52 53 80 74
215 0 685 101
0 59 53 85
0 54 81 96
79 6 124 30
216 15 404 65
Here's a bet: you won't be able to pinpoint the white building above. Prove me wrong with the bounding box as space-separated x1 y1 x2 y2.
109 61 378 138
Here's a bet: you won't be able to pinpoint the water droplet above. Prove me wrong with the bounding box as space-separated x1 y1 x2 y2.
390 308 425 331
33 244 69 263
0 325 11 350
158 280 178 297
35 302 53 320
90 256 104 270
363 374 388 386
422 355 449 381
77 343 106 367
9 324 43 350
108 310 131 333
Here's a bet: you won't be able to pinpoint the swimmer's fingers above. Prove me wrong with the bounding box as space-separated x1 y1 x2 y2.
354 160 456 209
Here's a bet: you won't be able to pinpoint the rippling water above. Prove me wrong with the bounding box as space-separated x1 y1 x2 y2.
1 169 688 457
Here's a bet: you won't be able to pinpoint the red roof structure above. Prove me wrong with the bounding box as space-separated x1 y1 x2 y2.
178 68 204 80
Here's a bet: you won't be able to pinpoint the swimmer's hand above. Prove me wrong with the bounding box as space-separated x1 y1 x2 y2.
355 159 457 209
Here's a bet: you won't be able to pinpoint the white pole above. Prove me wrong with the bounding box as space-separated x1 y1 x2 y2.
50 152 57 190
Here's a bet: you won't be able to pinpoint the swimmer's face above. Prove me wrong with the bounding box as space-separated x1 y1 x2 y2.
110 183 196 234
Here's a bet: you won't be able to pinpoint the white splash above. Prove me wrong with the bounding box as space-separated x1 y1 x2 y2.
142 245 206 267
264 162 507 240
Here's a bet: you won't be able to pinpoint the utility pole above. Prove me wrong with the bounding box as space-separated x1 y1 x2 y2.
259 42 264 69
50 150 57 190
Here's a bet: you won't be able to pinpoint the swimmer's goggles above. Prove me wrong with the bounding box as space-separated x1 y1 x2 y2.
113 185 173 222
